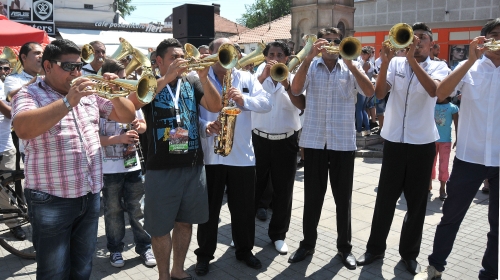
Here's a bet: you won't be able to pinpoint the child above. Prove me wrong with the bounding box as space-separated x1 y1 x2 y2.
430 97 459 201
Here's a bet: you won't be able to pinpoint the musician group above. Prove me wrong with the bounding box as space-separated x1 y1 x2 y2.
1 17 499 280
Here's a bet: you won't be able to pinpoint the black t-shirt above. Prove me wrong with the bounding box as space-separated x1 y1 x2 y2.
142 75 204 169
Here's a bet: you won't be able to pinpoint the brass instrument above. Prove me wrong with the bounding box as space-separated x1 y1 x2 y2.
235 42 266 70
81 44 94 64
0 47 22 74
269 63 289 82
109 38 152 77
71 73 157 104
183 43 239 72
320 37 362 60
288 34 317 73
214 70 241 156
382 23 414 50
483 38 500 51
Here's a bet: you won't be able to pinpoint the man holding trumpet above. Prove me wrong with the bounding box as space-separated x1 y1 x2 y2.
81 40 106 75
11 39 135 279
357 22 449 275
288 27 374 269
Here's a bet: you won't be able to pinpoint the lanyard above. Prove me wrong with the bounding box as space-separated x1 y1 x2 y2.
166 79 182 124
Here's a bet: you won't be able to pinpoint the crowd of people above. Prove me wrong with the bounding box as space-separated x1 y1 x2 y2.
0 17 498 280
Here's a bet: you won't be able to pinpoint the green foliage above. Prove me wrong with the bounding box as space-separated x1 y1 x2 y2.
117 0 136 18
237 0 291 28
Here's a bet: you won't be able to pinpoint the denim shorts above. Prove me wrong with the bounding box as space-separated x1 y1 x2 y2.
376 98 386 115
143 165 208 236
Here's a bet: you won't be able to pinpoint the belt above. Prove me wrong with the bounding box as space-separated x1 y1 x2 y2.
253 129 295 140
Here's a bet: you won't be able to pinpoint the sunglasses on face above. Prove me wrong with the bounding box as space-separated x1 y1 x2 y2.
326 38 342 45
0 67 10 71
51 60 83 72
453 48 466 52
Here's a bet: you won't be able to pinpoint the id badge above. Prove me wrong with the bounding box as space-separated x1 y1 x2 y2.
167 126 189 154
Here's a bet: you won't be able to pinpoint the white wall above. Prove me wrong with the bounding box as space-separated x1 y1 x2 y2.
53 0 115 23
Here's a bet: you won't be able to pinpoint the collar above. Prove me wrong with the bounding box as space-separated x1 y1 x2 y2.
405 56 432 68
21 70 34 79
36 77 65 98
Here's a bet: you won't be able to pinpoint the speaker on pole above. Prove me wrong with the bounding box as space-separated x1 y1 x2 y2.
173 4 215 39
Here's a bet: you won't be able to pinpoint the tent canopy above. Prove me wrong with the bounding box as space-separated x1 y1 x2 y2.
0 15 50 46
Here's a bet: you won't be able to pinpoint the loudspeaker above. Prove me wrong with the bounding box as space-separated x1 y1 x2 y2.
177 37 213 48
173 4 215 39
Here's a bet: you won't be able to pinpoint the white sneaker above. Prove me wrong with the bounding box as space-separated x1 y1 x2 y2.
140 248 157 267
230 240 234 247
274 240 288 255
413 265 442 280
110 252 125 268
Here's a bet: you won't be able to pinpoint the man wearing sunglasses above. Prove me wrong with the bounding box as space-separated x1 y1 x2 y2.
289 27 374 269
11 39 135 280
82 40 106 75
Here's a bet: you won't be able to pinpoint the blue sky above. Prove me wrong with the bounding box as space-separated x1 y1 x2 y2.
126 0 255 25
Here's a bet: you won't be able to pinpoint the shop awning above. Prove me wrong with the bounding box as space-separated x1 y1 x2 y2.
57 28 173 49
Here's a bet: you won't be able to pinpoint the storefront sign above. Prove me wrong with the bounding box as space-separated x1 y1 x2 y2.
94 21 164 33
7 0 54 35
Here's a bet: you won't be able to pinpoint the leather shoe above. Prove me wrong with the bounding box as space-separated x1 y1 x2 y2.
256 208 267 221
10 226 26 241
402 258 421 275
356 251 384 266
238 255 262 269
194 260 209 276
338 252 357 270
288 247 314 263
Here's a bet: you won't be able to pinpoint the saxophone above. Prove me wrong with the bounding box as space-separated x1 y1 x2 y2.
214 70 241 156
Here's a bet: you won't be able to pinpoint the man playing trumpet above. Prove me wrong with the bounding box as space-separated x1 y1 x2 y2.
288 27 374 270
82 40 106 75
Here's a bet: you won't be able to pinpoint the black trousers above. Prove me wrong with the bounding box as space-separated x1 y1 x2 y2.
300 148 355 253
367 140 436 260
195 165 256 261
253 132 298 242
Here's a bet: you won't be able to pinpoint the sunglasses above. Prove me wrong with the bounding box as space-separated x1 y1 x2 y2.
51 60 83 72
326 38 342 45
0 67 10 71
453 48 466 52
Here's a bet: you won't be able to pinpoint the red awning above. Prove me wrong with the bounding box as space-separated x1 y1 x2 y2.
0 15 50 47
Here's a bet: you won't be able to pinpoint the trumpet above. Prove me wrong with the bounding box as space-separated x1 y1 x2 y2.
382 23 414 50
81 44 94 64
235 42 266 70
71 74 157 104
320 37 362 60
288 34 317 73
269 63 289 82
0 47 22 74
483 38 500 51
183 43 239 72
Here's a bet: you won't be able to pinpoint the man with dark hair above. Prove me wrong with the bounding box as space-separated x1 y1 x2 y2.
82 40 106 75
4 42 43 101
0 58 10 83
431 44 441 61
198 45 210 55
11 39 135 279
252 40 305 255
357 22 449 275
194 37 271 276
415 18 500 280
127 37 222 280
288 27 374 269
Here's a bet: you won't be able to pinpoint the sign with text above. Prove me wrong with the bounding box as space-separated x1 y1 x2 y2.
32 0 53 22
94 21 164 33
6 0 54 35
21 21 55 35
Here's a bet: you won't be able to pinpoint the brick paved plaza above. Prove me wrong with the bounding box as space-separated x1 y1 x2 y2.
0 148 491 280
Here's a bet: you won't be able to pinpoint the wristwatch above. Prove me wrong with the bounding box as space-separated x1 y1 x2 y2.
62 97 72 111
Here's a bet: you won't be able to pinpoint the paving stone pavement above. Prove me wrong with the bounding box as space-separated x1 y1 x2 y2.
0 150 492 280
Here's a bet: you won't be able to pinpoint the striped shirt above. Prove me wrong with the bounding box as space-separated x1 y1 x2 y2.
299 58 366 151
12 78 113 198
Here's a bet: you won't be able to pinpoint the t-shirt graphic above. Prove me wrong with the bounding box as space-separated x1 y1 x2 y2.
100 119 128 161
434 103 459 143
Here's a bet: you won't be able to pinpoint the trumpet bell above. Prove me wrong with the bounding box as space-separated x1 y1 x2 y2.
384 23 414 50
111 38 135 61
288 35 317 72
339 37 362 60
236 42 266 70
270 63 289 82
81 44 94 64
184 43 238 72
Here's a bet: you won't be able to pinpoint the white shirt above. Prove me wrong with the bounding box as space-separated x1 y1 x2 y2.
299 57 366 151
454 56 500 167
0 81 14 152
199 67 271 166
381 56 448 144
252 66 301 133
4 71 35 153
101 110 144 174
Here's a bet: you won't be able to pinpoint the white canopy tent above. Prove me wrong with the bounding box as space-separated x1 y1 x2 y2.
57 28 173 52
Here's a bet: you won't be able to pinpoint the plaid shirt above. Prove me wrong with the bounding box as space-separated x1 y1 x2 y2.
12 78 113 198
299 58 366 151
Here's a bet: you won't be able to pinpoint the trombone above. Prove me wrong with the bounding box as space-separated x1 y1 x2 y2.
235 42 266 70
183 43 239 71
320 37 362 60
382 23 414 50
71 73 157 104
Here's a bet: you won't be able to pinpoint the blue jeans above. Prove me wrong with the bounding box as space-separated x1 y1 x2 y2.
102 170 151 254
428 158 498 279
25 189 100 280
356 93 369 132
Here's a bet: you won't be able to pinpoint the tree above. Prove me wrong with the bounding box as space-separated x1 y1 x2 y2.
237 0 291 28
116 0 136 19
